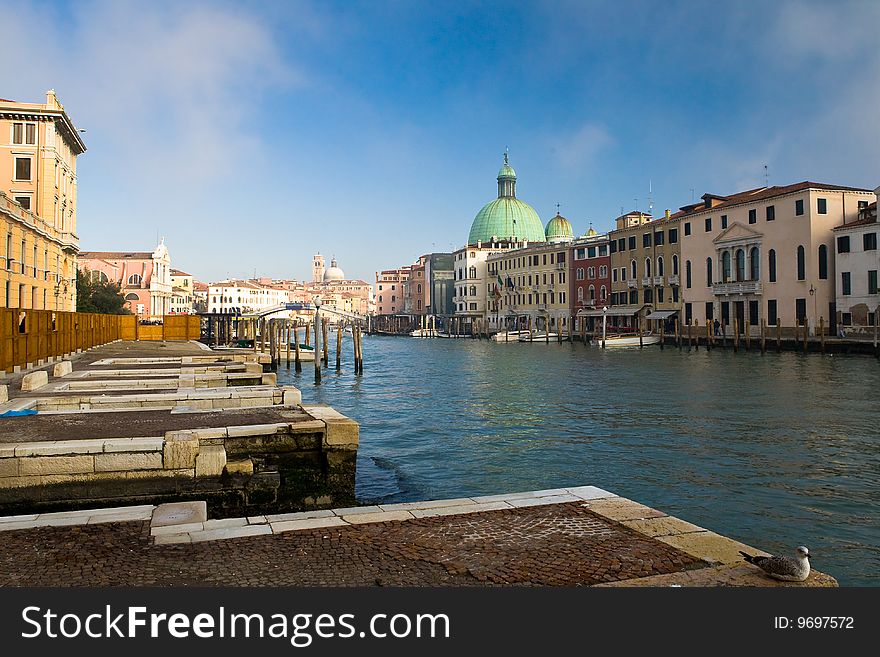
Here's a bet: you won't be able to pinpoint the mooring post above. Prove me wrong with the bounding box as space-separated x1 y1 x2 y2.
733 318 739 352
336 324 342 371
314 313 321 384
638 318 643 349
776 321 782 353
687 321 692 351
745 320 751 351
761 318 766 355
875 311 879 359
820 316 825 354
675 318 681 350
293 321 302 373
803 318 808 353
322 318 329 366
286 322 291 369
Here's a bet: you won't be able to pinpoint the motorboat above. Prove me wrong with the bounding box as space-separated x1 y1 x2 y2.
492 330 530 342
591 333 661 347
518 332 559 342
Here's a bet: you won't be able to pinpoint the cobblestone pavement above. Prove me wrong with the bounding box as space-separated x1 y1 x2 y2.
0 503 704 586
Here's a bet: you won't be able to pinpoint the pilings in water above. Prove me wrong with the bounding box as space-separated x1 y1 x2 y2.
293 321 302 373
336 324 343 371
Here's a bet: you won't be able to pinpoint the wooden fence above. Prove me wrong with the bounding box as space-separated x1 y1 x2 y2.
0 310 201 373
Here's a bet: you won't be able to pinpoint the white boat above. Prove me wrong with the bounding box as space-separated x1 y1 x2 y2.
591 333 661 347
492 330 530 342
410 328 447 338
518 332 559 342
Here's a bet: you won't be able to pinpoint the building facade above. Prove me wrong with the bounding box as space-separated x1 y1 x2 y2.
170 269 194 314
833 187 880 329
1 91 85 310
375 267 410 315
78 241 172 317
570 230 611 321
607 210 682 328
207 280 291 315
677 182 875 333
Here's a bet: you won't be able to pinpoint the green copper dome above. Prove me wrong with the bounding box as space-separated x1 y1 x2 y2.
545 212 574 242
467 153 545 245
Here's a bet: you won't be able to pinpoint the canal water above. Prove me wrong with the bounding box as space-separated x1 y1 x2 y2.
278 336 880 586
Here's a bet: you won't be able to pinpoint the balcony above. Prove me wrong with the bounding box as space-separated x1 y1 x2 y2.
667 274 680 286
555 262 566 270
641 277 652 287
713 280 763 296
653 276 664 286
536 303 547 310
627 280 638 289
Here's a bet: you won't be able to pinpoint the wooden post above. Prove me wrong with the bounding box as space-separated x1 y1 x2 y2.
336 324 342 371
802 317 808 353
351 324 358 370
760 319 766 354
322 318 329 366
253 319 258 353
875 310 879 359
304 319 310 347
545 319 549 343
660 319 664 350
721 320 727 348
733 318 739 352
776 321 781 353
286 322 291 369
314 314 321 384
638 318 643 349
675 318 681 350
820 316 825 354
745 320 751 351
688 320 692 351
293 321 302 372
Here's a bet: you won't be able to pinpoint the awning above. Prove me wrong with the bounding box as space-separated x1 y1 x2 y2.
645 310 678 320
577 305 645 317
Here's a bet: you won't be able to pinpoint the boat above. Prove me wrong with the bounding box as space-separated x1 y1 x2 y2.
518 332 559 342
410 328 447 338
591 333 661 347
491 330 530 342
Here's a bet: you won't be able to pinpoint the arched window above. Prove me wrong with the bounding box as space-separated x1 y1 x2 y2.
589 284 595 300
468 266 476 279
722 252 731 281
769 249 777 282
576 268 584 280
672 254 679 276
797 245 805 280
686 260 692 288
750 247 760 280
417 284 422 294
127 273 142 286
645 258 652 278
818 244 828 279
736 249 745 281
124 293 139 301
577 287 584 302
657 256 664 276
600 285 607 300
90 270 109 283
631 260 637 280
469 285 476 296
707 257 714 287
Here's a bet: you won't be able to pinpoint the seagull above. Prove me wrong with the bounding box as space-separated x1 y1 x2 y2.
739 546 811 582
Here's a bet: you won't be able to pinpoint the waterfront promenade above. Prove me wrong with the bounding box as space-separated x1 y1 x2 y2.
0 486 836 587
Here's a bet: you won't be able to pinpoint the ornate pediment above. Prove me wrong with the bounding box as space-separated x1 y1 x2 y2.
713 222 763 246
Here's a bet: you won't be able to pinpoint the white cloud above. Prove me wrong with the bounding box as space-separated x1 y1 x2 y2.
548 122 614 170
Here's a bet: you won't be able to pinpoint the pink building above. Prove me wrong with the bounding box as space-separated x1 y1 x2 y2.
78 241 172 317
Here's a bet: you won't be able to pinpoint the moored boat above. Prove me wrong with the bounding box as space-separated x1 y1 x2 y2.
591 333 661 347
491 330 530 342
518 332 559 342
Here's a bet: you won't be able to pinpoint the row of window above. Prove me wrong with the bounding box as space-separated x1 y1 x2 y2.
575 285 608 302
681 198 833 236
575 266 608 280
837 233 877 253
499 291 568 306
11 122 37 146
840 271 879 296
493 251 567 273
609 287 680 306
681 245 826 288
574 244 608 259
609 229 678 253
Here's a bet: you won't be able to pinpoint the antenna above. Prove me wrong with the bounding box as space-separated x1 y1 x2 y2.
690 188 695 202
648 180 654 215
764 164 769 187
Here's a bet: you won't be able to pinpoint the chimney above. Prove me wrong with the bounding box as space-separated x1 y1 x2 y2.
665 209 671 219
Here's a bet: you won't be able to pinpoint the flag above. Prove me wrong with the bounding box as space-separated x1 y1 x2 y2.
497 274 504 288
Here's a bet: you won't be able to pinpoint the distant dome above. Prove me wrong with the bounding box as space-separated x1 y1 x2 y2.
585 225 598 237
323 258 345 281
467 153 545 245
545 212 574 243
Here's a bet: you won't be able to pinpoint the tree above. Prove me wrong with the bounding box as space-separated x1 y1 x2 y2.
76 268 131 315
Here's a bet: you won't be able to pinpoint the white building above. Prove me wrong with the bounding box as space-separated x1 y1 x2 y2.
833 186 879 329
207 279 291 316
169 269 194 314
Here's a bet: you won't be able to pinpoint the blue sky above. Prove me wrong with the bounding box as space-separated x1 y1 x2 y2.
3 0 878 282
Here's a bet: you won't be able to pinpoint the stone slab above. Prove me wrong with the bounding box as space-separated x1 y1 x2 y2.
270 516 348 534
410 501 513 518
656 531 765 566
507 493 581 508
203 517 249 530
188 524 273 543
341 510 414 525
331 505 382 516
53 361 73 377
18 455 94 476
151 501 207 528
163 432 199 470
95 452 163 472
565 485 615 500
194 445 226 477
21 371 48 392
621 516 706 538
0 385 7 404
264 509 336 523
224 459 254 476
103 437 165 453
584 497 667 521
151 522 205 536
379 498 475 512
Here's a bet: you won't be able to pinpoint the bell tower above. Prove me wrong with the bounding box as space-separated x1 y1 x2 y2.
313 253 325 283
